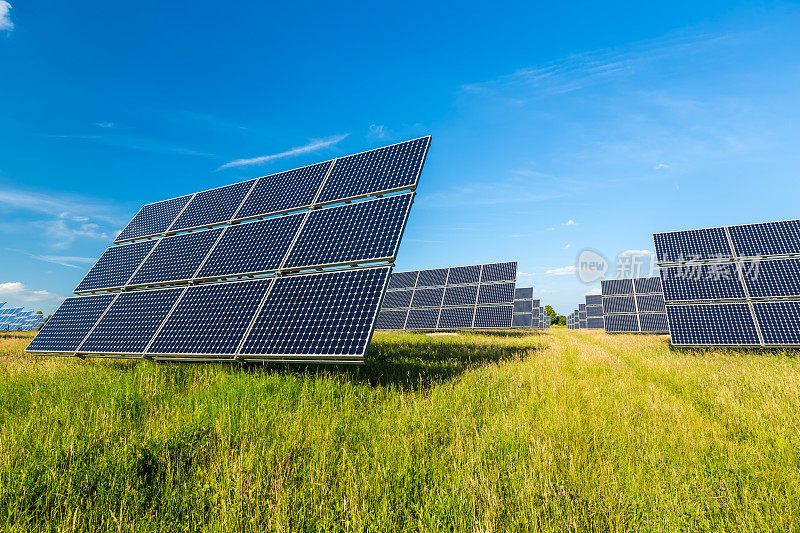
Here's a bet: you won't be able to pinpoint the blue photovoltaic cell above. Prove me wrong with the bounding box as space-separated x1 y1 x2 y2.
585 294 603 306
480 262 517 283
405 308 440 330
382 290 413 309
604 314 639 333
660 264 745 302
416 268 449 288
128 228 223 286
75 240 156 292
447 265 481 285
514 300 533 313
439 307 475 329
388 271 418 290
376 309 408 330
601 279 635 296
587 317 605 329
754 301 800 345
515 287 533 300
234 161 332 220
477 282 515 305
79 288 184 354
25 295 115 353
586 305 603 317
410 287 445 308
579 303 586 311
634 277 662 294
637 294 666 313
513 314 532 328
666 303 760 345
116 194 193 242
603 296 637 314
473 305 513 329
639 313 669 332
316 137 429 204
532 299 540 307
169 180 256 232
653 227 733 263
240 268 390 358
195 213 305 280
284 193 412 269
728 220 800 258
442 284 478 307
741 258 800 298
148 279 271 356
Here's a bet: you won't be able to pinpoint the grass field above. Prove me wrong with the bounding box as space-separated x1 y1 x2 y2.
2 328 800 532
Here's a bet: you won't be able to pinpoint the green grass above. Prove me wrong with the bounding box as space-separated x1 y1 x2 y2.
1 329 799 531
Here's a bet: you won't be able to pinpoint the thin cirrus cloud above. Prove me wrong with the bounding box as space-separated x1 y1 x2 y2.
0 1 13 32
0 282 63 303
7 249 96 269
218 134 349 170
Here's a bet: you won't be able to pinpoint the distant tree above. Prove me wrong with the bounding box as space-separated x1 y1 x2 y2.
557 316 566 326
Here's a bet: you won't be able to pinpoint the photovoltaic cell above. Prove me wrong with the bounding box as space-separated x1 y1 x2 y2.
442 285 478 307
169 180 256 232
601 279 634 296
753 301 800 345
116 194 193 242
666 303 759 345
473 305 513 329
514 300 533 313
128 228 223 286
148 279 272 356
410 287 445 308
387 271 418 291
447 265 480 285
376 309 408 330
79 288 184 354
416 268 448 288
195 213 305 279
587 317 605 329
284 193 412 269
740 258 800 298
728 220 800 258
75 240 156 292
316 137 429 204
634 277 663 294
637 294 666 313
603 296 636 314
639 313 669 333
405 308 440 330
585 294 603 306
532 299 540 307
586 305 603 317
240 268 390 359
515 287 533 300
439 307 475 329
512 314 532 328
653 227 733 263
477 282 515 305
604 314 639 333
480 262 517 283
578 304 586 312
382 290 413 309
660 264 745 301
233 161 332 220
26 294 115 353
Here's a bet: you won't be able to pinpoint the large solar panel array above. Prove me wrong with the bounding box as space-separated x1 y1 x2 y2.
376 262 517 330
654 219 800 346
601 277 668 333
512 287 537 328
27 137 431 363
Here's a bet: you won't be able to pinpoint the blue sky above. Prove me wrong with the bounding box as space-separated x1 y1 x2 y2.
2 1 800 315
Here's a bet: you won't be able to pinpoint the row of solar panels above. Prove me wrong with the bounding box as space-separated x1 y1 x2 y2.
512 289 550 329
377 305 513 330
116 137 431 243
77 192 414 293
386 262 517 291
382 282 515 309
0 304 46 331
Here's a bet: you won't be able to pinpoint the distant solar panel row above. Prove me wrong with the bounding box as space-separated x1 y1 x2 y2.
655 219 800 346
512 287 544 329
584 294 604 329
600 277 668 333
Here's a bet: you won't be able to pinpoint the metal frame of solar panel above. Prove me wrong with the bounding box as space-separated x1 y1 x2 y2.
601 277 668 334
26 137 431 363
377 261 517 330
655 219 800 346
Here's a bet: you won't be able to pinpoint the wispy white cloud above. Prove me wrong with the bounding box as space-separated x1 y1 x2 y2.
546 265 576 276
585 287 602 295
0 282 63 302
8 249 96 268
0 1 13 32
654 163 669 170
0 187 123 226
35 219 112 249
219 134 348 170
564 220 576 226
618 249 653 257
95 122 115 128
564 244 571 249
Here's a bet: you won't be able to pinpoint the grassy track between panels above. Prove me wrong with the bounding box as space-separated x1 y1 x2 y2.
1 329 799 532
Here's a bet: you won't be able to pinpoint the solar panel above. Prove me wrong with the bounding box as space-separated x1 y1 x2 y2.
585 294 602 306
639 313 669 333
653 227 733 263
115 194 193 243
405 308 441 330
75 240 156 293
637 294 666 313
514 300 533 313
741 258 800 298
79 288 184 354
532 299 540 307
439 307 475 329
416 268 449 288
474 305 513 328
728 220 800 258
604 314 639 333
127 228 223 287
477 282 514 305
233 162 332 220
753 301 800 345
316 137 430 204
447 265 481 285
169 179 256 233
194 213 305 280
480 262 517 283
660 264 745 301
666 303 759 346
512 313 533 328
382 289 413 309
601 279 634 296
587 317 605 329
376 309 408 330
514 287 533 300
283 193 413 270
442 284 479 307
634 277 662 294
586 305 603 317
410 287 445 308
239 267 390 361
26 295 115 354
387 271 418 291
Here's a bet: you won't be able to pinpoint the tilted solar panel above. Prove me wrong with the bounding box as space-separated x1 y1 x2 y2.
639 313 669 333
26 295 115 354
653 227 733 263
481 262 517 283
578 303 586 311
477 282 515 305
416 268 449 288
513 314 533 328
382 289 413 309
405 308 440 330
634 277 663 295
514 300 533 313
604 314 639 333
753 301 800 345
387 270 418 291
586 305 603 317
585 294 602 306
128 228 223 287
740 258 800 298
442 284 478 307
169 179 256 233
601 278 634 296
447 265 481 285
75 240 156 293
636 293 666 313
474 305 513 328
376 309 408 330
514 287 533 300
532 299 540 307
728 220 800 258
410 287 445 308
666 303 760 346
660 264 745 302
115 194 193 243
439 307 475 329
587 317 605 329
233 161 332 220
